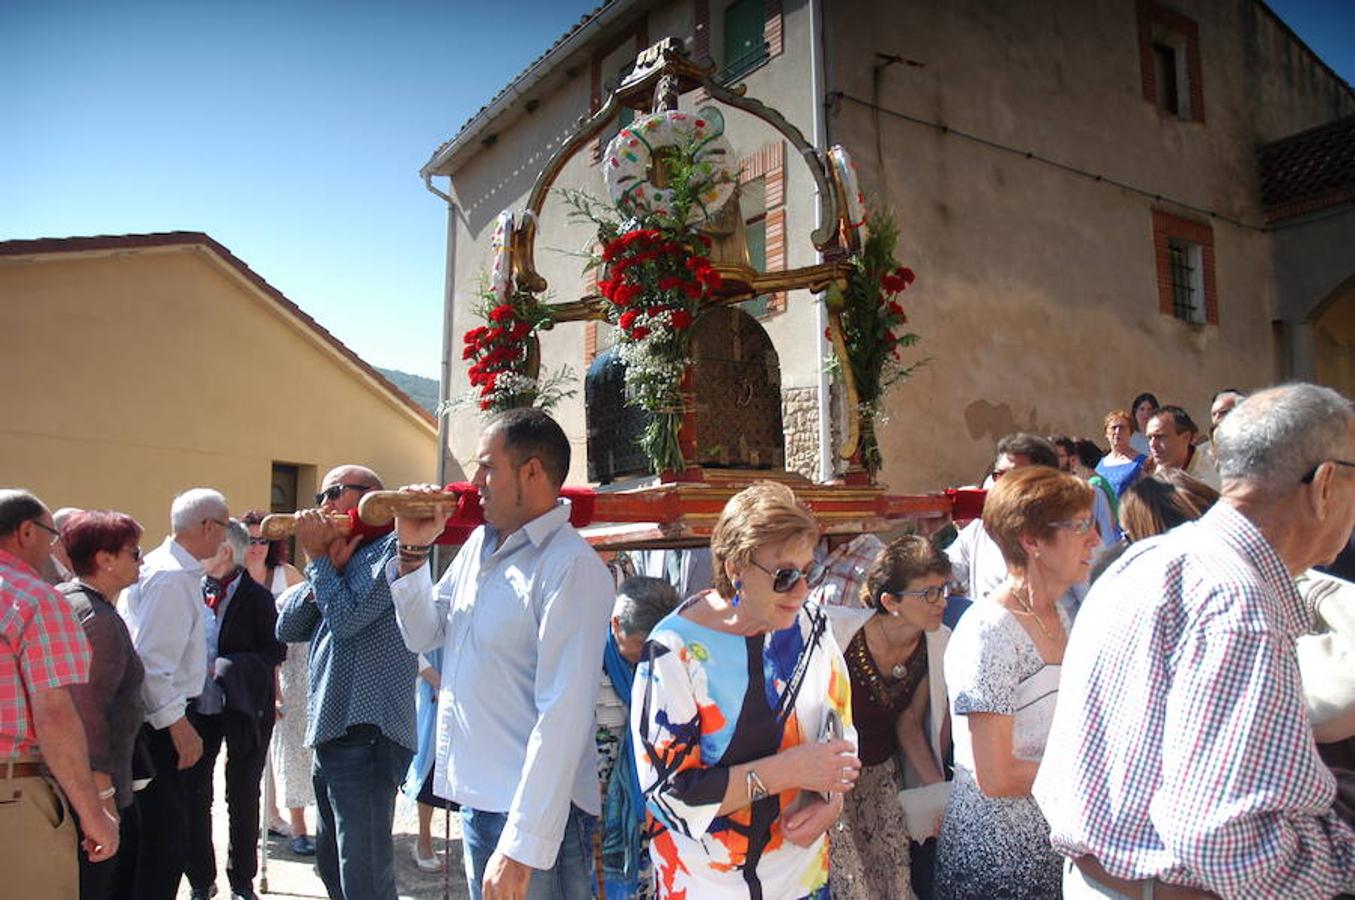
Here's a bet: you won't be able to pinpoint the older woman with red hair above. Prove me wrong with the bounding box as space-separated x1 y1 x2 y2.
59 510 147 900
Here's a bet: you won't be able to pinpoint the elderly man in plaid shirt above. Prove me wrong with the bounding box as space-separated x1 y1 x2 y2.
1035 383 1355 898
0 489 120 898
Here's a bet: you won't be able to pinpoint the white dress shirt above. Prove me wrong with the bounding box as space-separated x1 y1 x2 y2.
120 536 206 729
388 500 614 869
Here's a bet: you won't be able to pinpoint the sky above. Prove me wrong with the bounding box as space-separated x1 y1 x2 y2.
4 1 1354 381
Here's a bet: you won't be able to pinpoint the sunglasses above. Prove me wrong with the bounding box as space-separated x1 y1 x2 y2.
892 583 958 605
1051 517 1097 535
747 558 827 593
122 546 143 562
314 483 373 506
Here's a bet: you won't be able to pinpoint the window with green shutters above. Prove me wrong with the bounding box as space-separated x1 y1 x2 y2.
721 0 768 83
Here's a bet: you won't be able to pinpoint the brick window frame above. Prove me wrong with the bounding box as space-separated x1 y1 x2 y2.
740 141 787 315
1136 0 1204 123
1151 210 1217 325
591 18 649 163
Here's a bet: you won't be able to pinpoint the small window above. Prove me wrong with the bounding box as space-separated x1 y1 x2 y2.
1137 2 1203 123
601 62 636 148
721 0 768 83
1167 238 1204 323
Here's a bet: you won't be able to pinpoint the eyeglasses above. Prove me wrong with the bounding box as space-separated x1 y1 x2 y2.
892 583 957 605
747 558 827 593
29 519 61 546
1301 459 1355 484
248 537 270 546
314 483 373 506
121 546 143 562
1049 516 1097 535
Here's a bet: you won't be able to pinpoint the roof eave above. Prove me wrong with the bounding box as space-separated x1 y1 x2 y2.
419 0 644 180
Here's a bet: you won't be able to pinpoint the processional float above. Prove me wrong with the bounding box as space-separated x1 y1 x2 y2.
265 39 980 548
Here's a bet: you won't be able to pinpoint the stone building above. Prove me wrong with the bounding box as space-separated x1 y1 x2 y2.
421 0 1355 492
0 232 442 543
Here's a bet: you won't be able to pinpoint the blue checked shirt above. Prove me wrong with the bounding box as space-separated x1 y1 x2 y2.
1034 502 1355 898
276 533 417 751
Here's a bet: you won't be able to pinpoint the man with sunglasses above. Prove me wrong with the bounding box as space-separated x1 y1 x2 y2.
277 464 417 900
388 409 614 900
120 486 230 899
0 489 119 897
1036 383 1355 898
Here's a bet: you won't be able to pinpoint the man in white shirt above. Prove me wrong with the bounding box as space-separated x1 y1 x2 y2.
120 487 229 900
389 409 614 900
1146 405 1221 489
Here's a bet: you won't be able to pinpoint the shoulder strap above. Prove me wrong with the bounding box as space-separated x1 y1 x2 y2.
58 582 98 625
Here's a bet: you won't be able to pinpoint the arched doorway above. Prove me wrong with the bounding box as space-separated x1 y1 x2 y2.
1310 273 1355 399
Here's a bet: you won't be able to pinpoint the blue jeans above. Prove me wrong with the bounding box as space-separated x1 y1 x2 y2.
461 804 596 900
312 725 413 900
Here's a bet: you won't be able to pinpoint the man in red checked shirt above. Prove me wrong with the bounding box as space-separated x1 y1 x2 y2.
0 489 120 898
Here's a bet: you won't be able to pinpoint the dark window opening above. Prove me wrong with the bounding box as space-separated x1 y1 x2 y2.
1168 238 1200 322
1153 42 1180 116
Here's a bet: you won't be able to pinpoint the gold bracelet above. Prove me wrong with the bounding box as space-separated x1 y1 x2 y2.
746 769 769 804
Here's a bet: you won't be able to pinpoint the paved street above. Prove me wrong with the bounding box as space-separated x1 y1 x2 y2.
175 753 470 900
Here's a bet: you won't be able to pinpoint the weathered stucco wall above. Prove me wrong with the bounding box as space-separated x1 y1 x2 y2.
0 246 439 544
823 0 1355 491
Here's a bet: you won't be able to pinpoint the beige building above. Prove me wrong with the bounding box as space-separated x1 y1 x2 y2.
0 232 442 544
421 0 1355 492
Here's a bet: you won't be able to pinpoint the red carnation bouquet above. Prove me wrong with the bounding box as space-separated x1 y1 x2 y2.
459 288 573 414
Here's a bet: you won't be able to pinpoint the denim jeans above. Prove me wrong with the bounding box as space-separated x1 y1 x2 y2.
312 725 413 900
461 803 596 900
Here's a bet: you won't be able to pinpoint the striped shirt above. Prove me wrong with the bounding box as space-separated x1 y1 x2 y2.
1033 502 1355 898
0 549 91 757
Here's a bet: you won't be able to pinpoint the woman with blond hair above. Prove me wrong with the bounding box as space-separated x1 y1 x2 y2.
633 481 859 899
935 467 1100 899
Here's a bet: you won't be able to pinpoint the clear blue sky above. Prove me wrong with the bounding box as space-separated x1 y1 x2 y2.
3 1 1353 380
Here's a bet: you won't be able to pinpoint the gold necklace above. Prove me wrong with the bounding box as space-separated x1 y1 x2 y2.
1011 582 1056 642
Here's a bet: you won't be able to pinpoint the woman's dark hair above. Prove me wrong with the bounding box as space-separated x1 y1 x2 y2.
1073 439 1105 470
860 535 953 613
1119 470 1218 542
61 511 143 577
241 509 289 567
1129 392 1160 433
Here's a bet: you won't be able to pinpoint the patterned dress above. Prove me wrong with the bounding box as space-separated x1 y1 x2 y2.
935 601 1067 899
633 598 855 900
270 570 314 809
828 628 927 899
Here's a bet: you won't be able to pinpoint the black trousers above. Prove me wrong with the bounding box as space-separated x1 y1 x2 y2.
131 723 190 900
184 709 274 893
78 798 140 900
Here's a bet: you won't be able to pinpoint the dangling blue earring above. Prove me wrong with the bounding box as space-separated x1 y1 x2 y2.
731 578 743 607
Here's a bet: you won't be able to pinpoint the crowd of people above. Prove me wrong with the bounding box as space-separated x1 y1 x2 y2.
2 385 1354 900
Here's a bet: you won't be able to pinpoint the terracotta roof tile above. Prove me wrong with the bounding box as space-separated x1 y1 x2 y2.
1257 114 1355 222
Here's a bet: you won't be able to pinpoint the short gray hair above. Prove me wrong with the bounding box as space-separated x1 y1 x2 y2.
221 519 249 567
170 488 228 534
614 575 681 638
1214 383 1355 489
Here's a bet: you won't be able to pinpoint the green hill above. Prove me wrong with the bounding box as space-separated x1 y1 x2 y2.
376 367 440 416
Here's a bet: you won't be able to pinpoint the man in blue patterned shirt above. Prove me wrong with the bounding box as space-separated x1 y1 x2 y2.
277 465 416 900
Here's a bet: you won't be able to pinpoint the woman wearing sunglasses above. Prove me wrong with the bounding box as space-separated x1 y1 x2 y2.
827 535 954 900
633 481 859 899
935 466 1098 900
58 510 147 899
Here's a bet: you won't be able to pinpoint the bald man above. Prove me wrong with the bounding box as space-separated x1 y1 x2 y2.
276 465 417 900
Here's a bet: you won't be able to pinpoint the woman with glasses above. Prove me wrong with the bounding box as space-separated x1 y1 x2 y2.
58 510 147 899
633 481 860 899
827 535 954 900
239 510 315 857
934 467 1098 899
